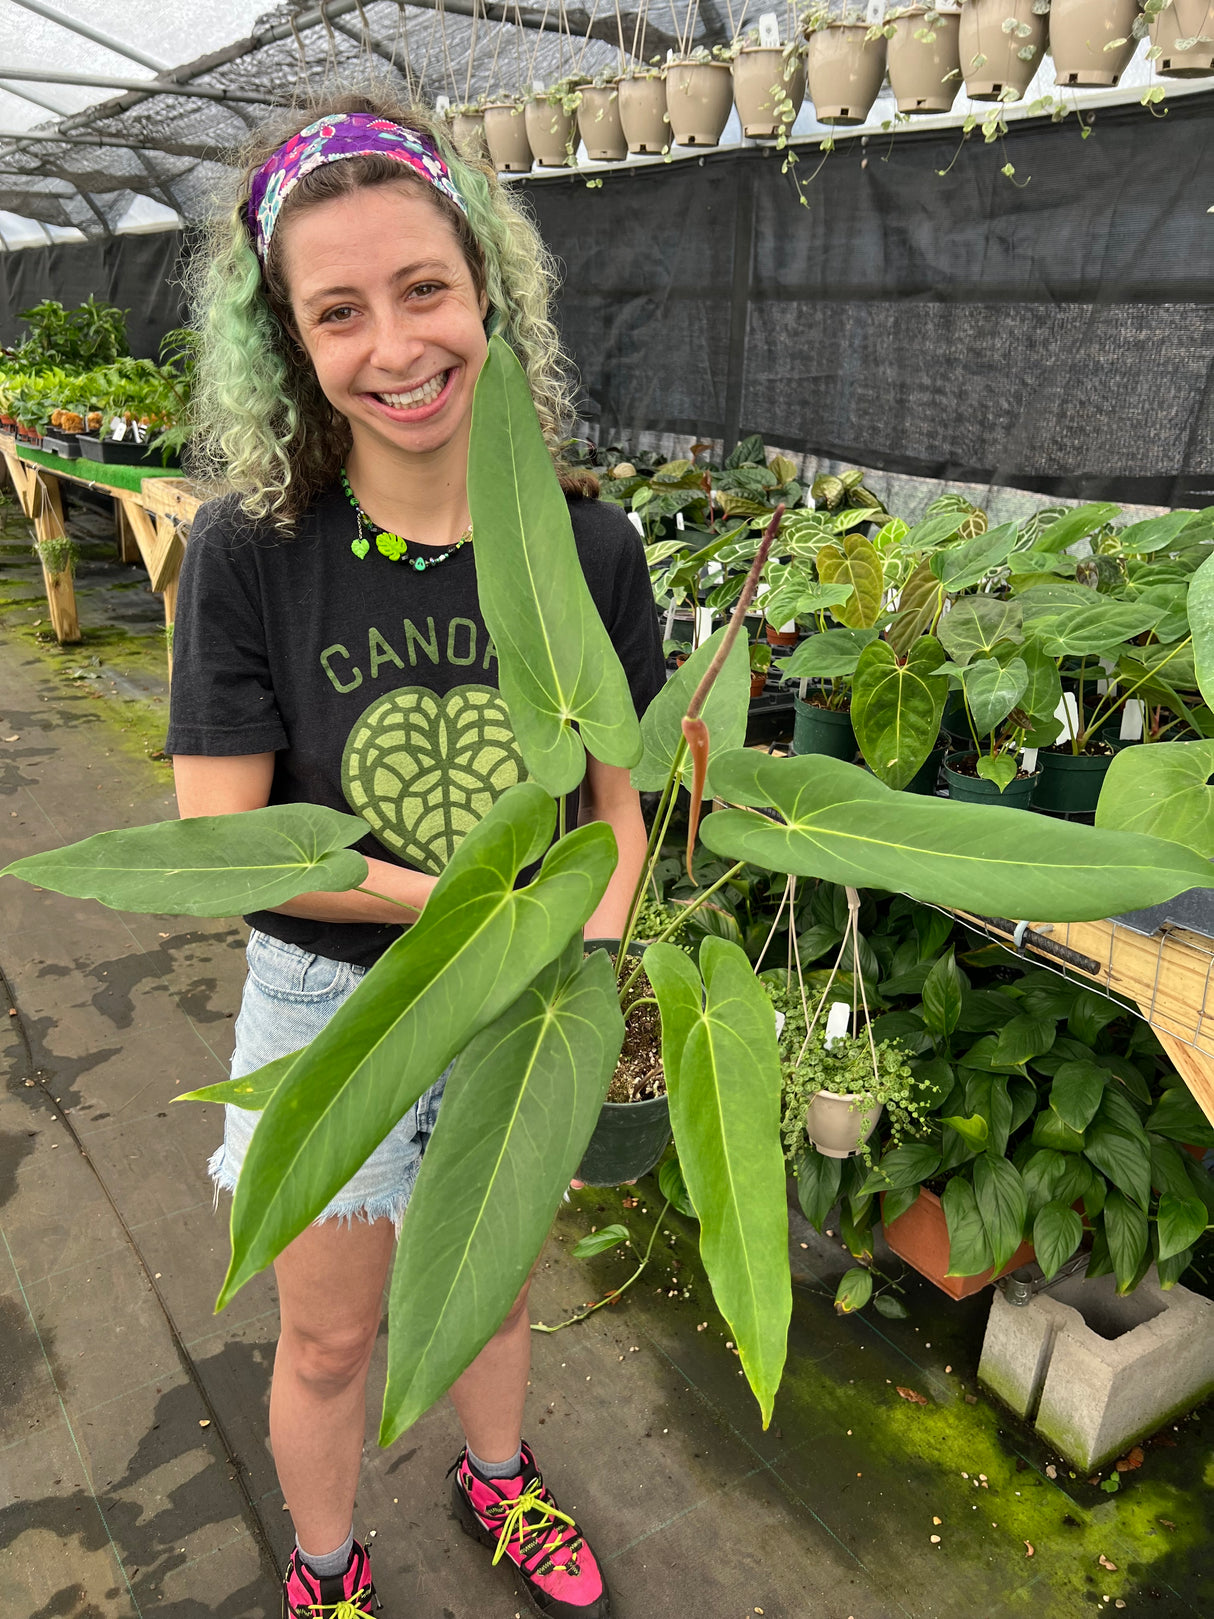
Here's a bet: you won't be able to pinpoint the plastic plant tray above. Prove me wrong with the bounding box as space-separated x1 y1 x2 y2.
40 430 81 458
76 433 176 468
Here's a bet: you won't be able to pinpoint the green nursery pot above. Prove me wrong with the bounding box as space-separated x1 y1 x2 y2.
575 1092 671 1187
792 695 857 760
906 743 946 795
1031 746 1116 814
943 752 1039 809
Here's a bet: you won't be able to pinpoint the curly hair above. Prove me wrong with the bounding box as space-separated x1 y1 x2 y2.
186 89 587 526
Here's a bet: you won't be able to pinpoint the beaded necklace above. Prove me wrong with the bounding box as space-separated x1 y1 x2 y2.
340 468 472 571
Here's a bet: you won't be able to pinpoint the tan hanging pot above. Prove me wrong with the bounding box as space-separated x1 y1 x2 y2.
665 59 735 146
805 23 887 124
617 73 670 153
958 0 1047 99
887 7 963 112
1050 0 1140 86
451 111 486 159
731 46 807 139
1150 0 1214 75
524 97 578 167
482 103 533 172
577 83 628 160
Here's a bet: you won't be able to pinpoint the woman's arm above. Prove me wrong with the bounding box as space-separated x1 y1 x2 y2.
578 756 648 939
172 754 437 924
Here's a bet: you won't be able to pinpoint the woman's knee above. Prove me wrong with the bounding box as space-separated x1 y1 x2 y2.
279 1317 379 1392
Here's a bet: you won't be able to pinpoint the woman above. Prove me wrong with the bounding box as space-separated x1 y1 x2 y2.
166 93 662 1619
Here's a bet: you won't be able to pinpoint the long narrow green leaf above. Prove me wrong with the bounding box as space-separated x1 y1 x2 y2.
218 786 616 1308
656 937 791 1427
632 625 748 793
699 751 1214 922
379 944 623 1443
469 336 641 793
175 1050 300 1111
0 803 369 915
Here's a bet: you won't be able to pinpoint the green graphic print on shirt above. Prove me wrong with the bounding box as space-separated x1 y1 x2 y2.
340 683 528 876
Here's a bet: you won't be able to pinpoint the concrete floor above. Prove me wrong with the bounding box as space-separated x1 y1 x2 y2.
1 486 1211 1619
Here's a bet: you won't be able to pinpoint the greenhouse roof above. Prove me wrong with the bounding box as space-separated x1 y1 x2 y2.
0 1 1203 240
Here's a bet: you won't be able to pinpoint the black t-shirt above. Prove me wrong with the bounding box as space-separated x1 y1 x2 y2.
165 481 664 967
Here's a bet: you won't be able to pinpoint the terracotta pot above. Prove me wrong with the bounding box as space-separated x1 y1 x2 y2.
882 1187 1036 1300
482 102 533 172
805 23 887 124
577 83 627 160
1150 0 1214 76
766 624 798 648
806 1091 883 1159
451 111 485 158
1050 0 1139 86
750 670 769 698
958 0 1047 99
887 6 962 113
524 97 577 167
618 74 670 153
731 46 807 138
665 59 734 146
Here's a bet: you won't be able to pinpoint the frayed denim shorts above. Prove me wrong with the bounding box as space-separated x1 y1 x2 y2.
208 928 448 1230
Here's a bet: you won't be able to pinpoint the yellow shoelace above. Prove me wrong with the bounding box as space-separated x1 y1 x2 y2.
305 1584 375 1619
489 1486 578 1571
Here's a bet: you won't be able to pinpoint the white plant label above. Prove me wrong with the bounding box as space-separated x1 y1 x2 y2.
1119 698 1145 741
825 1001 850 1050
435 94 450 114
532 79 545 93
1053 691 1081 748
627 511 644 536
1021 747 1038 773
758 12 781 47
109 416 126 441
675 510 685 530
694 605 715 648
865 0 886 26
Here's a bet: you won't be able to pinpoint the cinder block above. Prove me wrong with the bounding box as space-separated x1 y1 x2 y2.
980 1267 1214 1473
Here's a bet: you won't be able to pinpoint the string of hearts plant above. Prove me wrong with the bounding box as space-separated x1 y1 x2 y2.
5 337 1213 1443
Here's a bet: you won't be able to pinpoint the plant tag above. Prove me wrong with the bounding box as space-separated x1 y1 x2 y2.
758 12 781 47
532 79 545 92
675 510 685 530
774 1009 786 1038
1120 698 1145 741
865 0 886 26
694 605 715 648
1020 747 1038 773
627 511 644 536
435 94 451 114
1052 691 1080 747
825 1001 850 1050
109 416 126 441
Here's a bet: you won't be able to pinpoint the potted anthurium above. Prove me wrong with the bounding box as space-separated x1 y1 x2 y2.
6 338 1213 1444
957 0 1048 100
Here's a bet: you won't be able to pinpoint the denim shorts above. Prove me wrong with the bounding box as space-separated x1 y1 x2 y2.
207 928 448 1229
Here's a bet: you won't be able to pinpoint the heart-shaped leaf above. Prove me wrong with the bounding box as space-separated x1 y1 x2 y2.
1155 1192 1209 1262
929 522 1018 591
1095 739 1214 857
975 754 1018 792
851 637 948 790
1029 503 1122 554
816 533 884 628
1051 1060 1107 1132
1027 601 1164 658
834 1267 873 1314
961 657 1028 737
218 786 616 1308
937 597 1024 665
632 625 748 794
783 627 879 680
887 558 947 659
380 945 623 1442
0 803 370 916
469 336 641 793
700 751 1214 921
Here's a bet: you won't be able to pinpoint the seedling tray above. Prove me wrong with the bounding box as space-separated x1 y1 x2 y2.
77 433 175 468
40 430 81 459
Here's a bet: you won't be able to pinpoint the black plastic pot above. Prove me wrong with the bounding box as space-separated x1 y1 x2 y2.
941 690 992 745
906 743 946 795
792 695 856 760
576 1092 671 1187
1031 747 1116 815
77 432 176 468
943 751 1039 809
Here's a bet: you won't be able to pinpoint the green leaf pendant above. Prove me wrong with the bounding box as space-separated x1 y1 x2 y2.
351 534 370 559
376 531 407 562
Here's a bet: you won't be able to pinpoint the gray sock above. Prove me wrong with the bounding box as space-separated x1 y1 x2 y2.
466 1443 523 1480
298 1526 355 1578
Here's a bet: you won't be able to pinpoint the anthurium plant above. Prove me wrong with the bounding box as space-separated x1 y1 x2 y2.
5 337 1214 1441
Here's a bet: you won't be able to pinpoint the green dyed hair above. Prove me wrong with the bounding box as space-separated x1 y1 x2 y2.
187 90 578 526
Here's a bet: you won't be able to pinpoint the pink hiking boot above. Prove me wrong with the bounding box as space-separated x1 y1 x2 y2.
281 1539 381 1618
450 1442 611 1618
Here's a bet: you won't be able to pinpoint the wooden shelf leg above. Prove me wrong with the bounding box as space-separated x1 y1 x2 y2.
32 472 81 645
1142 1021 1214 1130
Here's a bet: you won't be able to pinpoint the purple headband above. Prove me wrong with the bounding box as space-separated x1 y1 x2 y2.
246 112 468 262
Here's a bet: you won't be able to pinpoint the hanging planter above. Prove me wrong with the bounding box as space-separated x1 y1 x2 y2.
618 71 671 152
1050 0 1139 86
887 6 963 113
731 45 807 138
482 102 533 172
577 82 628 160
943 752 1039 808
806 1090 884 1158
805 22 887 124
665 58 735 146
792 693 857 760
524 95 578 167
1030 745 1117 815
1150 0 1214 75
882 1188 1036 1300
957 0 1047 99
451 109 486 158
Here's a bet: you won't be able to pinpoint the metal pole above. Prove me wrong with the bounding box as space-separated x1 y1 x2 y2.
0 67 279 105
5 0 171 74
0 129 221 159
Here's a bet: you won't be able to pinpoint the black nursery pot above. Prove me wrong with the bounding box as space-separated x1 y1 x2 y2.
1032 746 1116 814
575 1091 672 1187
943 752 1039 809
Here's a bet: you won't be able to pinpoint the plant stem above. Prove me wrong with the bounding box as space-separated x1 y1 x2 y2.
618 861 746 1002
531 1198 673 1333
614 746 685 985
624 995 660 1021
354 886 419 913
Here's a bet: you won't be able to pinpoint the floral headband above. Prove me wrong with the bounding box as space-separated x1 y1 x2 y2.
247 112 468 262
